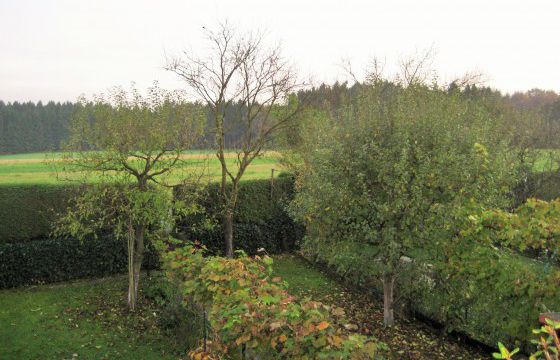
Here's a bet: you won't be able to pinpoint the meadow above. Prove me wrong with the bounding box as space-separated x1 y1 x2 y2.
0 150 281 185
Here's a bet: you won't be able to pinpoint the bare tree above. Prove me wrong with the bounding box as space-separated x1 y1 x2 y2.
166 23 300 257
448 70 487 89
396 47 436 86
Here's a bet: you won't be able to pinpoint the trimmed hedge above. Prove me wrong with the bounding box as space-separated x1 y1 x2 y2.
0 184 76 243
0 175 302 288
175 175 304 255
0 235 160 288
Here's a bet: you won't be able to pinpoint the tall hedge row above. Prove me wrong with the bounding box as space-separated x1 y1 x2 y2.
0 184 76 243
174 176 303 255
0 176 302 288
0 236 160 288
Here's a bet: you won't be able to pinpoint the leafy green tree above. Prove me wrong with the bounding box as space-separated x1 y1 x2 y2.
54 83 203 310
290 82 517 326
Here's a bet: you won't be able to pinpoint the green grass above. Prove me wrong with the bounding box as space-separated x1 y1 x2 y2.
0 275 184 360
273 255 342 301
0 256 332 359
0 150 281 185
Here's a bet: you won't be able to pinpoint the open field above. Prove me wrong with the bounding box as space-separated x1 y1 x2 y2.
2 148 558 186
0 150 282 185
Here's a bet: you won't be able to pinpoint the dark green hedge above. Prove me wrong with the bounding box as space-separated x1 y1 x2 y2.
175 175 304 255
0 176 302 288
0 235 160 288
0 184 76 243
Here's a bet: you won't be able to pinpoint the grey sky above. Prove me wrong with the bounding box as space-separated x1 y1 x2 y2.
1 0 559 102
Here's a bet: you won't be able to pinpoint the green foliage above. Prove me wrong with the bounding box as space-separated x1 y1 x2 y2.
493 342 520 359
288 81 559 345
54 184 177 245
62 84 204 186
465 198 560 259
143 274 205 351
0 176 300 288
0 184 75 243
175 176 304 255
422 198 560 347
165 243 379 359
0 236 159 288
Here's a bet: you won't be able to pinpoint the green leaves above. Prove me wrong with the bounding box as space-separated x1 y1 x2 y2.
492 342 519 359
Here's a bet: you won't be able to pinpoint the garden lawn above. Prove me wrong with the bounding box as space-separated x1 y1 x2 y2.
1 255 494 360
0 275 184 360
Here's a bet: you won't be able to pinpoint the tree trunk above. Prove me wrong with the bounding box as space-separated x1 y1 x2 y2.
383 274 395 327
224 211 234 258
128 224 145 311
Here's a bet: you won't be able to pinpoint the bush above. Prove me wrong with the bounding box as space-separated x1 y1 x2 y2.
165 243 380 359
495 320 560 360
0 184 76 243
0 235 159 288
175 176 303 255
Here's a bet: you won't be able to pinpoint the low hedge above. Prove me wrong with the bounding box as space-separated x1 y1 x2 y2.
0 235 160 288
0 184 76 243
175 175 304 255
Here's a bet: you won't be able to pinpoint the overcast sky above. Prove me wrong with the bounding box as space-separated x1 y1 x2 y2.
1 0 559 102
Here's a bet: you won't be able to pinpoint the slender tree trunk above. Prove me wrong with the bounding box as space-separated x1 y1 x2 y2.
383 273 395 327
127 227 135 310
128 224 145 311
224 211 234 258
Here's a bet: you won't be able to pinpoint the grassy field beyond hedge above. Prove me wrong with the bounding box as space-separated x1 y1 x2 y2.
0 150 280 185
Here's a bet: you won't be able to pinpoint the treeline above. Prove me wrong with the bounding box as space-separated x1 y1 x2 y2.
1 85 560 154
0 100 282 154
0 101 74 154
296 83 560 149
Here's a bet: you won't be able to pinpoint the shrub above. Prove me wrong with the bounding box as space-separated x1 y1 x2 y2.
165 243 380 359
175 176 303 255
0 235 159 288
466 198 560 261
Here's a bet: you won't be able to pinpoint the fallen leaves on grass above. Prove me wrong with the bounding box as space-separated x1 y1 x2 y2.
305 279 492 359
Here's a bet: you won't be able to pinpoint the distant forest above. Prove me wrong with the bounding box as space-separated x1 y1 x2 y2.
1 84 560 154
